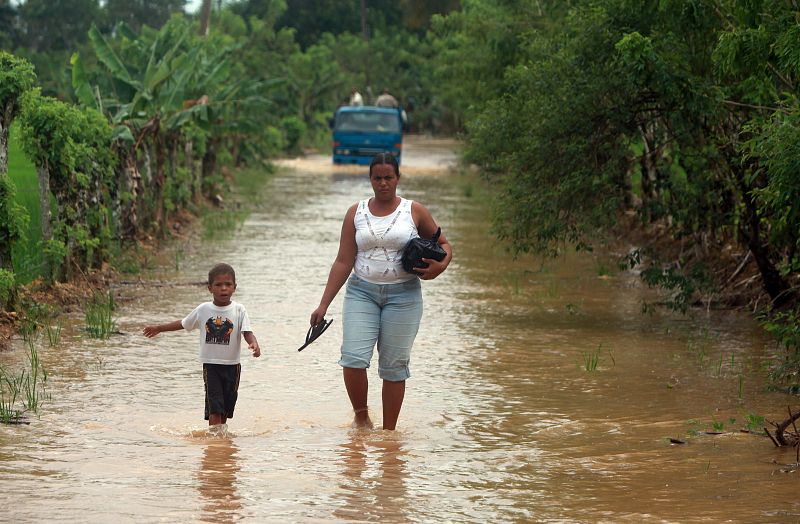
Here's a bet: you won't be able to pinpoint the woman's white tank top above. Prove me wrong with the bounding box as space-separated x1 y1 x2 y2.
353 197 418 284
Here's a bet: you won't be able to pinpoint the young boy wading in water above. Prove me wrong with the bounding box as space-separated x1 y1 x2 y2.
143 263 261 433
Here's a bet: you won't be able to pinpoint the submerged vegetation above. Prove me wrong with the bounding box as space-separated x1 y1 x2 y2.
0 344 49 424
581 343 614 372
84 291 116 339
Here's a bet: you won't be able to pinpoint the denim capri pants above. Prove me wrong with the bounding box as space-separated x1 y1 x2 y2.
339 274 423 381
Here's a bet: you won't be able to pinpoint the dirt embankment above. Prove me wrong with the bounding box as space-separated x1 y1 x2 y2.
0 209 198 352
612 212 786 313
0 277 107 351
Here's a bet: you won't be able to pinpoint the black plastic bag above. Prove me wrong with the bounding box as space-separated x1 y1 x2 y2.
401 227 446 274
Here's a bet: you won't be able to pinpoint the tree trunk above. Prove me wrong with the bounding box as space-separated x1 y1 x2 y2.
202 138 218 197
141 146 153 230
0 117 8 176
154 139 166 233
231 134 241 166
361 0 371 89
199 0 212 37
36 164 53 280
737 170 794 306
0 118 11 271
360 0 367 40
165 136 178 226
118 152 139 239
184 139 201 203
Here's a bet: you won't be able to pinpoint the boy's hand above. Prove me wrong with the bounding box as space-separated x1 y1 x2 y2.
143 325 160 338
250 341 261 358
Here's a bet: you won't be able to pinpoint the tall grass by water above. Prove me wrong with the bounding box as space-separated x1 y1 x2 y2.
84 291 117 338
8 124 44 284
44 317 63 347
581 343 615 372
0 344 49 424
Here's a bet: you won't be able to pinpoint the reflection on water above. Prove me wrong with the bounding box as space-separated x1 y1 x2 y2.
198 438 242 523
334 432 408 522
2 136 800 522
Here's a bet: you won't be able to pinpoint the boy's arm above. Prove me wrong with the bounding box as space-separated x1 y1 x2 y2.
243 331 260 357
143 320 184 338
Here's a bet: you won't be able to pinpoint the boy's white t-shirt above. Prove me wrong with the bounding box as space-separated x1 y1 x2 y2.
181 300 251 365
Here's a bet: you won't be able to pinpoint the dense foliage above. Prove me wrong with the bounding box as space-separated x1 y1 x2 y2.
18 89 114 281
3 0 799 386
0 51 35 288
0 1 460 303
431 0 800 384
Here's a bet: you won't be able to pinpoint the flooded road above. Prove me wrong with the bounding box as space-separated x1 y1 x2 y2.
2 136 799 522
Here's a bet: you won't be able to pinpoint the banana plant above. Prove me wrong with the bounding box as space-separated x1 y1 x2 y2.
73 20 213 233
72 18 278 237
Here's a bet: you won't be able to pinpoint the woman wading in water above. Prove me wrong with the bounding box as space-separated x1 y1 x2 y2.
310 153 452 430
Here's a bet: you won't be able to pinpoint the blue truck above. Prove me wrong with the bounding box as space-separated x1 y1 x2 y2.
331 106 404 165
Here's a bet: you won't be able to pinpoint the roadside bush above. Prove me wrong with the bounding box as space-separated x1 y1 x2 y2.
281 116 306 154
761 306 800 391
0 268 15 310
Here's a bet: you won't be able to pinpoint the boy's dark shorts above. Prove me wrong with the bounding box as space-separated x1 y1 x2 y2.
203 363 241 420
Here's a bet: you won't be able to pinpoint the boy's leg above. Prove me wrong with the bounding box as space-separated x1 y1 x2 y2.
204 363 238 426
217 364 240 425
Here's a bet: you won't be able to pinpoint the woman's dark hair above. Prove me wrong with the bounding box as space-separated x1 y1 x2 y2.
369 152 400 178
208 262 236 284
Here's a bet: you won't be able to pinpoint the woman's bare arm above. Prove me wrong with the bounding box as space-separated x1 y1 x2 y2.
310 204 358 325
411 202 452 280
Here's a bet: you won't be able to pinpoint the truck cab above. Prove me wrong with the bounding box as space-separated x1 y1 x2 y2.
332 106 403 165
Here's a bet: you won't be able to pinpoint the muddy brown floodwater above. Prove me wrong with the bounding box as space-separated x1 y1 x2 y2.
1 136 799 523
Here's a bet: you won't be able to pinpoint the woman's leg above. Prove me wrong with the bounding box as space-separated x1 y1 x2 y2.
381 379 405 430
341 277 381 428
376 279 422 430
343 367 373 428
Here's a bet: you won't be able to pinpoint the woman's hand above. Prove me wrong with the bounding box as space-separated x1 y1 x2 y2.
310 306 328 327
414 258 448 280
410 202 452 280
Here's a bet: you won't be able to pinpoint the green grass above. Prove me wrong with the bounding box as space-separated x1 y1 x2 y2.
8 125 44 284
201 207 248 240
0 344 49 424
44 318 62 347
84 291 117 339
582 347 601 371
580 343 615 372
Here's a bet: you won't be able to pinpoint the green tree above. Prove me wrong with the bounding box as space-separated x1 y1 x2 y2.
276 0 403 48
398 0 461 32
103 0 187 32
0 0 18 50
229 0 286 28
0 52 35 272
73 16 278 237
430 0 534 129
434 0 799 308
17 0 100 52
18 89 114 281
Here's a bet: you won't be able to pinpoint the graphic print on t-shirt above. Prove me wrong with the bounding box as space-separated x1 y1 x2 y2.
205 315 234 344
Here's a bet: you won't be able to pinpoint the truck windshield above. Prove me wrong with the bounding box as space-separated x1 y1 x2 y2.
335 112 400 134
